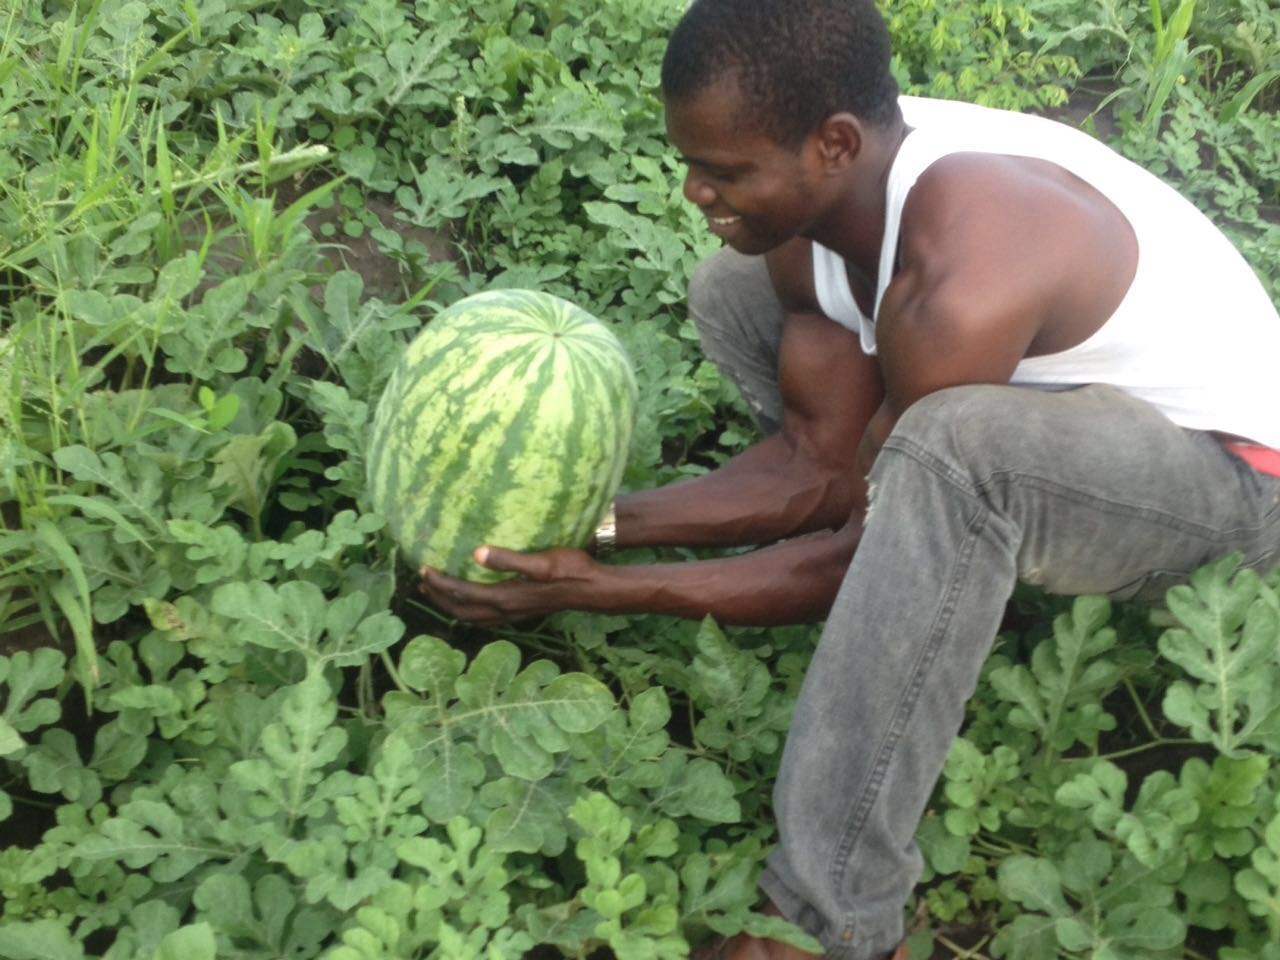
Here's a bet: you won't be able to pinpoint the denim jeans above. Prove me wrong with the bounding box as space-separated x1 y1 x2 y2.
690 248 1280 959
689 248 788 435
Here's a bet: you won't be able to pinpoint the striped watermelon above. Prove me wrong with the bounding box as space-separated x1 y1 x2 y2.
366 289 637 583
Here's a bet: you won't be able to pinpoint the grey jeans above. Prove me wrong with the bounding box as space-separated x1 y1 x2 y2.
690 248 1280 959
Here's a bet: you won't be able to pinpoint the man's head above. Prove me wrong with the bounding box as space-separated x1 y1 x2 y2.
661 0 899 148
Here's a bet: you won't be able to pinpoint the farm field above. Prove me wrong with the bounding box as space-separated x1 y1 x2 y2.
2 0 1280 957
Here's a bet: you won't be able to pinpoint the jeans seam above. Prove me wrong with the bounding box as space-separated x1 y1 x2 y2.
983 469 1278 546
884 434 1273 544
878 434 974 495
828 493 992 949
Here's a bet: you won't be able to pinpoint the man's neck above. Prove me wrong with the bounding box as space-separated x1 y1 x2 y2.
805 120 910 287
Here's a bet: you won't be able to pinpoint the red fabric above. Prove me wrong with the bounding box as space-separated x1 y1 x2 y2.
1225 441 1280 478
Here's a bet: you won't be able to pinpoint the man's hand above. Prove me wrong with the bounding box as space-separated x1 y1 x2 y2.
418 546 604 627
419 518 859 627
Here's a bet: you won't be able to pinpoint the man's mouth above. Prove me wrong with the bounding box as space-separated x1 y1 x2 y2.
708 215 741 226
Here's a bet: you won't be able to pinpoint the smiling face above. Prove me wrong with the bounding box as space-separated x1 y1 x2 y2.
665 77 830 256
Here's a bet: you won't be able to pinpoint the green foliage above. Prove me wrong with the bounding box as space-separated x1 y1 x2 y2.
881 0 1079 110
922 562 1280 956
1159 556 1280 756
988 596 1122 759
991 842 1187 959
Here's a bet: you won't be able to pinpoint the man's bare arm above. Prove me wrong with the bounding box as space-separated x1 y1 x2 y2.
616 311 880 548
613 238 882 549
423 517 861 627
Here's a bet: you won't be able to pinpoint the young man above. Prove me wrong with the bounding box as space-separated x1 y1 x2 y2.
420 0 1280 956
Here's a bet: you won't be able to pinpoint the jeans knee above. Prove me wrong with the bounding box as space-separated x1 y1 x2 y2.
691 247 782 330
688 251 730 324
689 248 746 342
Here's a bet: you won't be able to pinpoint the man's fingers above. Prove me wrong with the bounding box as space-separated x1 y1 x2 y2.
418 549 589 626
474 545 539 576
419 563 531 619
419 567 473 606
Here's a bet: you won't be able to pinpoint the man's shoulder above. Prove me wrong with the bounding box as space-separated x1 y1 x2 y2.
897 95 1025 131
898 95 1066 132
896 95 1115 172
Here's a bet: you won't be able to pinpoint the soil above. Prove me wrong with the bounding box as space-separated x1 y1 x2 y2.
287 185 461 302
1042 81 1124 142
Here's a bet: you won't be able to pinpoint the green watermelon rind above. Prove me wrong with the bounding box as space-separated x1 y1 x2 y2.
366 289 638 583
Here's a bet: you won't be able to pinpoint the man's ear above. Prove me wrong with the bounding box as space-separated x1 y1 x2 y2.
812 112 862 172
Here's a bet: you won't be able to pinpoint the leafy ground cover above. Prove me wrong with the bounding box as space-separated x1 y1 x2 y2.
1 0 1279 957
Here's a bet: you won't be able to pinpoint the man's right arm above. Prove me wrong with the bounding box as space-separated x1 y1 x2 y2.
611 239 883 551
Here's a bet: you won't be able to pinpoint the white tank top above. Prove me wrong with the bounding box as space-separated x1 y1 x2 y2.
812 96 1280 448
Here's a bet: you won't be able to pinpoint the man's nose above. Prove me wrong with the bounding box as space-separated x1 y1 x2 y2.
682 169 716 208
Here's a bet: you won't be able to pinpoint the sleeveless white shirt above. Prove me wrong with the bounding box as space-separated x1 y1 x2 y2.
812 96 1280 448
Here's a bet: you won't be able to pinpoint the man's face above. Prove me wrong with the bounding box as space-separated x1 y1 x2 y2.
665 77 824 256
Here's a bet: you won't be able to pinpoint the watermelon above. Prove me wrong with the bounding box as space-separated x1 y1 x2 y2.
366 288 638 583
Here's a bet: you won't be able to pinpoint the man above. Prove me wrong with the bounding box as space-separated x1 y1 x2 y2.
420 0 1280 956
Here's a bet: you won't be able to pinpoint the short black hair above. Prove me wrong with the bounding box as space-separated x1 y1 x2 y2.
661 0 899 147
